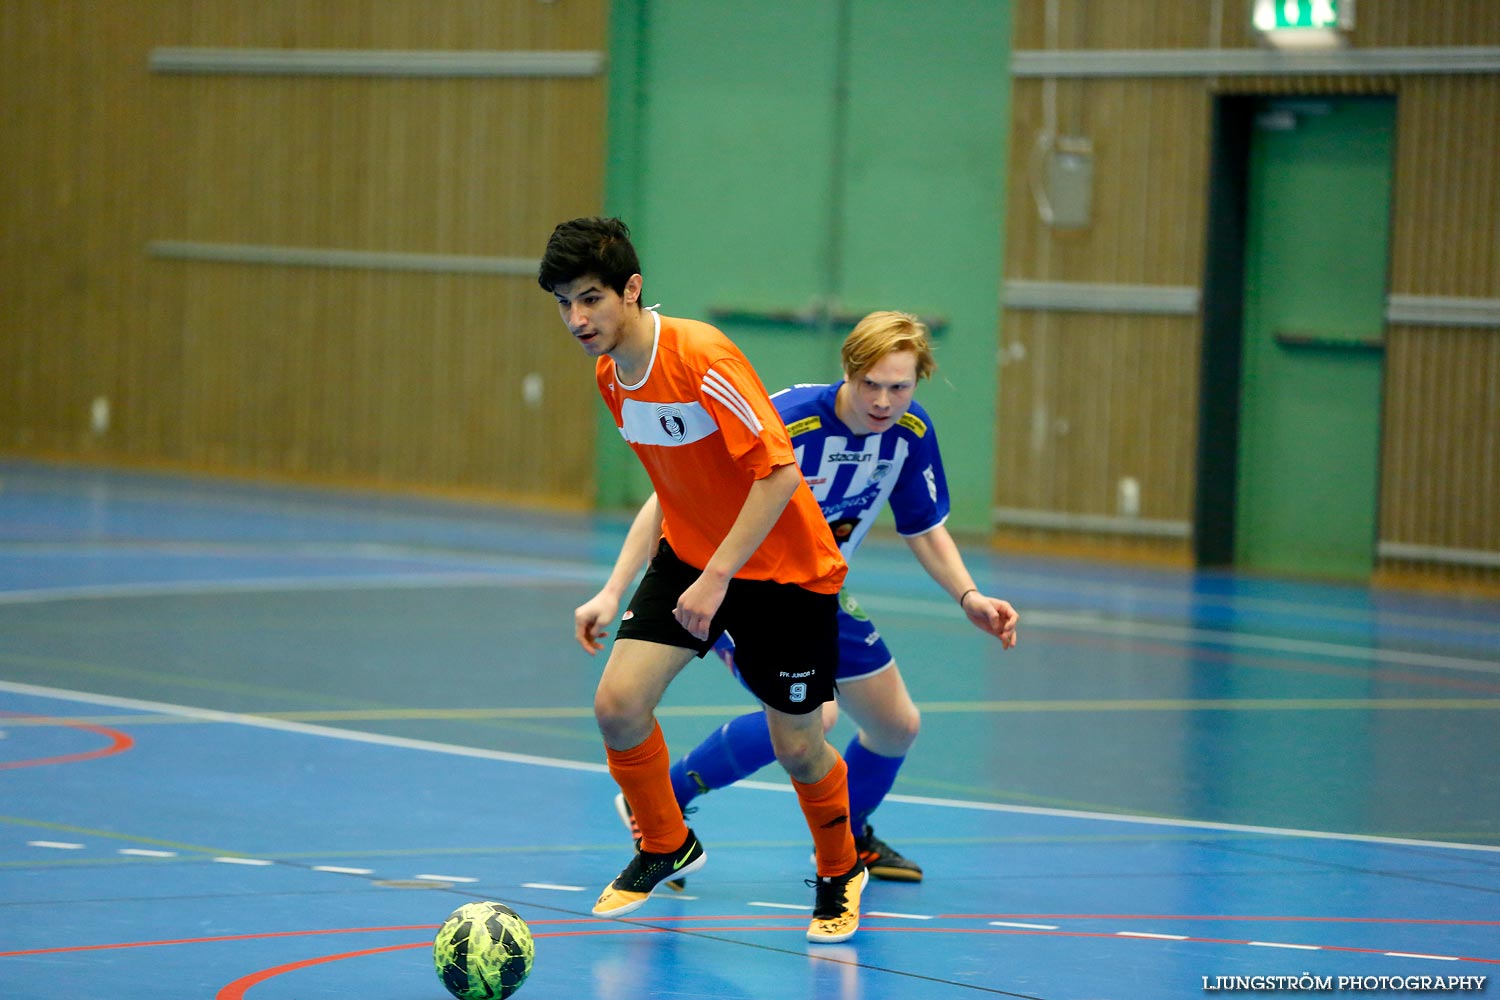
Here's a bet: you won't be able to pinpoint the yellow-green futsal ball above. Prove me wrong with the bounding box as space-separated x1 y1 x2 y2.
433 901 534 999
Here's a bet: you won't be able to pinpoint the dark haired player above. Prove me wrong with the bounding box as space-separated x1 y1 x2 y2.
539 217 866 943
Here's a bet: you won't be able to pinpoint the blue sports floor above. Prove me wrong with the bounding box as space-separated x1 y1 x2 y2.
1 458 1496 999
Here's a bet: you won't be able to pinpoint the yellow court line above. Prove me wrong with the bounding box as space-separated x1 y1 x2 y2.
0 815 240 857
6 698 1499 730
916 697 1500 713
0 651 391 711
1 705 737 726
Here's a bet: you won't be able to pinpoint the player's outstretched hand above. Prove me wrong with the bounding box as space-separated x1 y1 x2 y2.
962 592 1020 649
574 591 620 655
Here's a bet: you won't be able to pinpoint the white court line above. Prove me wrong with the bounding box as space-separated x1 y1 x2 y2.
866 911 933 920
1385 952 1459 961
990 921 1060 930
970 566 1500 639
0 474 601 546
119 849 177 858
1118 931 1189 940
416 874 478 883
7 490 1493 639
0 551 1490 675
853 787 1500 854
0 472 1388 634
4 679 1498 855
521 883 585 892
861 595 1500 676
0 680 610 777
0 571 588 608
749 902 812 911
1248 940 1320 950
28 840 84 850
214 857 273 866
312 865 373 875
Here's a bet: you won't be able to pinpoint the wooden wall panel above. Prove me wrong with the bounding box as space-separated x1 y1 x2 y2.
163 74 602 256
166 268 592 496
1003 1 1500 585
0 0 605 508
1378 73 1500 579
1215 0 1500 48
1007 77 1210 284
1381 327 1500 552
1013 0 1213 50
1 3 167 458
1208 74 1401 96
1390 76 1500 298
1001 73 1208 560
172 1 606 50
997 311 1200 519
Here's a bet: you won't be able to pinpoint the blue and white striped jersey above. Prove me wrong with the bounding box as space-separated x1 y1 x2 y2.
771 381 950 560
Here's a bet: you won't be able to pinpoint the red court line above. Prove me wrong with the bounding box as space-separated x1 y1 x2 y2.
209 923 1499 998
0 712 133 770
212 929 695 1000
216 942 431 1000
10 916 1493 988
1049 629 1500 695
0 925 440 958
853 926 1499 963
0 920 802 959
945 913 1500 926
11 913 1494 962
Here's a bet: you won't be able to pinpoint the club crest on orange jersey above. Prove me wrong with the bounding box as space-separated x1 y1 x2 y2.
655 405 687 442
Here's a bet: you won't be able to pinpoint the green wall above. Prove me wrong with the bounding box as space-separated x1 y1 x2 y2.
602 0 1012 533
1236 97 1394 579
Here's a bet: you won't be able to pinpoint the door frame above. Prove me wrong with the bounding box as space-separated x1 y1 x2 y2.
1195 95 1258 568
1197 94 1396 574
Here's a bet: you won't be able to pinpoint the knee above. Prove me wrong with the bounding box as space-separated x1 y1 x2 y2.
820 699 839 735
594 684 650 746
891 703 921 751
865 702 920 756
770 726 825 781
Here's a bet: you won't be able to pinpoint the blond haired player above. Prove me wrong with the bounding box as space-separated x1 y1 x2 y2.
621 310 1020 885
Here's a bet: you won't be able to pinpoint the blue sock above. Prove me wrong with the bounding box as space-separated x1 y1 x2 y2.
669 711 777 810
844 736 904 836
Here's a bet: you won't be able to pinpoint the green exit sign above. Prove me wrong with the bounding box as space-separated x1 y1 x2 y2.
1253 0 1354 47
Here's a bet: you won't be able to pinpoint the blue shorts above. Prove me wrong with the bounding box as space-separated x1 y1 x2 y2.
714 589 893 689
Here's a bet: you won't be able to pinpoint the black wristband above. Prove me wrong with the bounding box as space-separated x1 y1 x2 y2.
958 588 978 607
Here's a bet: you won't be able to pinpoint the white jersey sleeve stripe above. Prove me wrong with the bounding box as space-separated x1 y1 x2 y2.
702 368 759 429
703 379 762 433
702 367 763 434
898 513 950 538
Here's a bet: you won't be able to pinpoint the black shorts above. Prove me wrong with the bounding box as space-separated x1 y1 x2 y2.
616 539 839 715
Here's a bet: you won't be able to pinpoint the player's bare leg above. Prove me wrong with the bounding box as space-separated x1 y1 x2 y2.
831 663 925 881
591 640 705 917
767 706 867 943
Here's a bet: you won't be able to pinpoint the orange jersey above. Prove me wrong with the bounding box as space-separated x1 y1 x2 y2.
596 311 846 594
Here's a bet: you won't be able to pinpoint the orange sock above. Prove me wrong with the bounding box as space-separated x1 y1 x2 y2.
605 721 688 855
793 753 857 877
